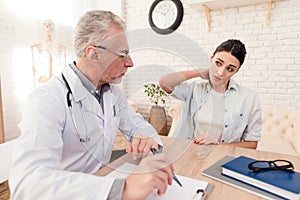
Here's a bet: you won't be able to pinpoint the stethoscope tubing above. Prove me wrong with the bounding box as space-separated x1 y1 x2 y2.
61 73 90 142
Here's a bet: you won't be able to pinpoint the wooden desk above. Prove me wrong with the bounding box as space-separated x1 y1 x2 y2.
95 136 300 200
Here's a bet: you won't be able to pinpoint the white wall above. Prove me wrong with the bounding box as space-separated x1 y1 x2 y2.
121 0 300 123
0 0 123 140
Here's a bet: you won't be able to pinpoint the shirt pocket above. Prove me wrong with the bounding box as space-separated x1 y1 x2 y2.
230 112 247 130
112 104 121 133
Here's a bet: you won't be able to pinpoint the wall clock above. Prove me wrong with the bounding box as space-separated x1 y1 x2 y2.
148 0 184 35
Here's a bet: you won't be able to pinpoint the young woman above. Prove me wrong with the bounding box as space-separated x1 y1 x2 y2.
159 39 262 149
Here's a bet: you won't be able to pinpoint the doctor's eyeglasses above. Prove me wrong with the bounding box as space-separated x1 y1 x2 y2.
94 45 130 58
248 159 294 173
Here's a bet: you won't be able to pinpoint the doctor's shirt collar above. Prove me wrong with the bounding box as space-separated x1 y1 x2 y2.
69 61 110 97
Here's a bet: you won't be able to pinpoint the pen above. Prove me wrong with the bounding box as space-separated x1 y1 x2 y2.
150 147 183 187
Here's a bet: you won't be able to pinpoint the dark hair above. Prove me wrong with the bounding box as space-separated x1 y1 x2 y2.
213 39 247 66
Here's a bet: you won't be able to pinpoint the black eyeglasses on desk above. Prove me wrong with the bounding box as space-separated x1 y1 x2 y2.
248 159 294 172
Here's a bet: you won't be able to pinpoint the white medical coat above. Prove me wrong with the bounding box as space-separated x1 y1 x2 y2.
9 66 162 199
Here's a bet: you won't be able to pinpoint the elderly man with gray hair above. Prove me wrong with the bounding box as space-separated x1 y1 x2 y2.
9 10 174 200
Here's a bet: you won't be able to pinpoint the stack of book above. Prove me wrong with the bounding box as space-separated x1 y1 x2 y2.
221 156 300 200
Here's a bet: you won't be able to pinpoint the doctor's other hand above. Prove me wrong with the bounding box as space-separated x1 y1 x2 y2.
126 136 159 160
122 153 174 200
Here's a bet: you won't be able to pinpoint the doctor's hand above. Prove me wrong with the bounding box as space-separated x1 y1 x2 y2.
122 154 174 200
126 136 159 160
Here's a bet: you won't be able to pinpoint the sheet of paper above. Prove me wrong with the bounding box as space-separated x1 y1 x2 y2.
106 162 208 200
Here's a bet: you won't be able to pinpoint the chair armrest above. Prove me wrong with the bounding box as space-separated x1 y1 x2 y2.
167 103 182 137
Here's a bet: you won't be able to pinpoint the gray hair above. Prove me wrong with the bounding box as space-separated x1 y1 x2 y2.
73 10 126 58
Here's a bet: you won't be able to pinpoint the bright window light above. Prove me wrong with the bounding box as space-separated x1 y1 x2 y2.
12 47 34 105
4 0 75 26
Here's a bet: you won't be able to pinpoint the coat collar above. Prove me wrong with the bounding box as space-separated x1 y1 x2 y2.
62 64 88 103
62 65 104 119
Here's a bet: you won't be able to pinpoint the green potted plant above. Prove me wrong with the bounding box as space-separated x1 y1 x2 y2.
144 83 168 136
144 83 167 106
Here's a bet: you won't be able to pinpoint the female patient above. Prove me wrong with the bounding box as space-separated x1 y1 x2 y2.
159 39 262 149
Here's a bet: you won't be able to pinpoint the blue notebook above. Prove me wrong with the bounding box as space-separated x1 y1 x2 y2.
221 156 300 200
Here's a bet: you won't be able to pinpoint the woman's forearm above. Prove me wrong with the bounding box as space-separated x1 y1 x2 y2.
222 141 258 149
159 69 208 94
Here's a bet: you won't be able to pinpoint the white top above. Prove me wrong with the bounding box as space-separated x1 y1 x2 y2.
194 89 224 143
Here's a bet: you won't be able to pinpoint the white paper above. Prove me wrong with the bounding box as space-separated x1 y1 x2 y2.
106 162 208 200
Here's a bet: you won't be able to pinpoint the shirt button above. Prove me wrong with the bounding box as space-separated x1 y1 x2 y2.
225 125 228 128
222 140 225 143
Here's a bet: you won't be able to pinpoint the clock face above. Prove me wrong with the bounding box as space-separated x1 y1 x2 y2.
152 1 178 29
149 0 184 34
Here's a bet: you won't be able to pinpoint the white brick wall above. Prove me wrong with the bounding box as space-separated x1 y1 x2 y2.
121 0 300 127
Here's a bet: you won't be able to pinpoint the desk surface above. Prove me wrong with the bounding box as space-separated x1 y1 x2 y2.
95 136 300 200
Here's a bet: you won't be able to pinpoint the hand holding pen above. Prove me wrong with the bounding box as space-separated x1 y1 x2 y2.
126 137 159 160
124 152 174 199
150 147 183 187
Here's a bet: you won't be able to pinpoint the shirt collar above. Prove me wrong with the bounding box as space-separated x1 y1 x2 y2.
227 79 239 91
69 61 110 96
207 79 239 92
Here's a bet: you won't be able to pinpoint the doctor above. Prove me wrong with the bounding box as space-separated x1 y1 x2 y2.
9 10 174 200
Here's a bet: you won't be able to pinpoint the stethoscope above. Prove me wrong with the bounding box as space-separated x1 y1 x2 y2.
61 73 90 142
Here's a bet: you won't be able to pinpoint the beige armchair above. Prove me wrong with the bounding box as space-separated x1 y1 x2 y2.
257 106 300 156
168 104 300 156
167 102 182 137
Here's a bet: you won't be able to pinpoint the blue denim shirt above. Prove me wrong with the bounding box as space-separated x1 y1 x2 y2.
171 79 262 143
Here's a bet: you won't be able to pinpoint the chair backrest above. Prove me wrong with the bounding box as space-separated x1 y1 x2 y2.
0 139 17 183
257 106 300 155
167 102 182 137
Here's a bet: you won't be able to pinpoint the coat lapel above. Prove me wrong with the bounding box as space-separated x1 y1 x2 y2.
62 66 104 120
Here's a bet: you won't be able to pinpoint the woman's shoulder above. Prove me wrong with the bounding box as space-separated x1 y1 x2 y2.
174 79 208 92
191 79 209 88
